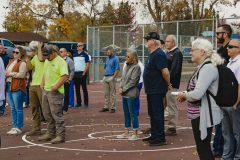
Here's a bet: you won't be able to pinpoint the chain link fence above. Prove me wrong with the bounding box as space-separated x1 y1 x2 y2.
87 18 240 82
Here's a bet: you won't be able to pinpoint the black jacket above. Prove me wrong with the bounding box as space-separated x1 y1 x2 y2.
166 47 183 89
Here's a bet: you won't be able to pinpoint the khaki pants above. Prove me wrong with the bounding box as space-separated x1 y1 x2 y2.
42 90 65 137
103 76 116 110
165 88 179 129
29 85 43 131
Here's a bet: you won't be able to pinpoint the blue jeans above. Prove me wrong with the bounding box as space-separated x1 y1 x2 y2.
147 94 166 142
0 100 6 114
0 87 7 114
213 123 223 155
69 80 74 107
122 97 139 130
136 83 143 116
7 83 24 129
222 106 240 160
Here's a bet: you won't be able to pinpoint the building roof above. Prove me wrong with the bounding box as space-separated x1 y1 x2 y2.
0 32 48 43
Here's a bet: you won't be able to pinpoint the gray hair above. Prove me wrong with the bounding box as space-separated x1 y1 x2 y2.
127 48 139 64
192 38 224 66
167 35 177 45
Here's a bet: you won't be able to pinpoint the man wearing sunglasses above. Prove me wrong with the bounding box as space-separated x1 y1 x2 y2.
216 24 232 65
213 24 233 158
221 39 240 159
73 42 90 108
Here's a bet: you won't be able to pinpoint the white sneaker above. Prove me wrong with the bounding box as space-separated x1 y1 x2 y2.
128 135 139 141
15 128 22 135
116 133 130 139
7 128 17 135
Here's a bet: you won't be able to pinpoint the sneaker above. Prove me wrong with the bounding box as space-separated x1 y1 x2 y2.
116 133 130 139
15 128 22 135
99 108 109 112
128 135 139 141
26 130 41 136
38 133 55 141
110 109 115 113
165 128 177 136
51 136 65 144
7 128 17 135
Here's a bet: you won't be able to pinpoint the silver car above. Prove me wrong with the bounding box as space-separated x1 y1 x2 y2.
0 38 15 58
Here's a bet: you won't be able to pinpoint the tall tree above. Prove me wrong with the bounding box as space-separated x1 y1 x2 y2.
4 0 47 33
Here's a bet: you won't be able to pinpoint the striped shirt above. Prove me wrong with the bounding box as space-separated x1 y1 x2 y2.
187 70 200 120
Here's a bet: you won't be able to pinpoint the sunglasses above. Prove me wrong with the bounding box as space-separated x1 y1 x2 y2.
216 32 225 35
13 51 20 54
227 45 239 49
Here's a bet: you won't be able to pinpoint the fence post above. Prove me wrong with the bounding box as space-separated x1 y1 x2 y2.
142 24 145 63
113 26 115 46
176 21 179 45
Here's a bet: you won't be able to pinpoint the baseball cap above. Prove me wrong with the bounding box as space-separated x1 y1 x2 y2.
144 32 160 40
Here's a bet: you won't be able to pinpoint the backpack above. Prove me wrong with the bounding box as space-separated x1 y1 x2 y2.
198 61 239 107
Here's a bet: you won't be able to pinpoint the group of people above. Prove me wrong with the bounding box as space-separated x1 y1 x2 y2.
0 41 91 144
0 23 239 160
100 24 239 160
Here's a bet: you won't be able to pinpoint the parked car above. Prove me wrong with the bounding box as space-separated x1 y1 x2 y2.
0 38 15 58
182 47 191 57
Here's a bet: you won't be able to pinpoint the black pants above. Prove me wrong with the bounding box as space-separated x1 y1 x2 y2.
63 82 70 112
147 94 166 142
74 75 88 106
191 117 214 160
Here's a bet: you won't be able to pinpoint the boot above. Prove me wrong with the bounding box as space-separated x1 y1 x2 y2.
38 133 55 141
26 129 41 136
51 136 65 144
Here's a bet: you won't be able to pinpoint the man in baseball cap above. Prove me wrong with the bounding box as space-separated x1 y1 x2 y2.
144 32 160 41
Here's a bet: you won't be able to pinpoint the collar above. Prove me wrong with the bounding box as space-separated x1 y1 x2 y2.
229 54 240 63
169 46 178 52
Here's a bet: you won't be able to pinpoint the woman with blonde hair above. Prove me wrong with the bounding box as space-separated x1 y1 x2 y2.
6 46 27 135
118 49 141 140
176 38 224 160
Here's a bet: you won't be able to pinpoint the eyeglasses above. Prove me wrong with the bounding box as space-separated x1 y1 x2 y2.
77 45 83 47
216 32 225 36
13 51 20 54
227 45 239 49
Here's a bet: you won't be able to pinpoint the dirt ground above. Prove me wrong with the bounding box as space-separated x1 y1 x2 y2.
0 82 220 160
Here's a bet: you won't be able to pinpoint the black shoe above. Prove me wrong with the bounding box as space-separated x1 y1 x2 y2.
99 108 109 112
142 136 153 142
73 104 81 109
165 128 177 136
110 109 115 113
149 140 167 146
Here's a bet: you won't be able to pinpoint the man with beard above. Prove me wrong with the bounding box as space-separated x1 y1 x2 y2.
212 24 233 158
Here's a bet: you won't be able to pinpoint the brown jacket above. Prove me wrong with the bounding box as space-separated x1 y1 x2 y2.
9 59 26 92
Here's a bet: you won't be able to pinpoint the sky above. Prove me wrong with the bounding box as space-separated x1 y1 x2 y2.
0 0 239 32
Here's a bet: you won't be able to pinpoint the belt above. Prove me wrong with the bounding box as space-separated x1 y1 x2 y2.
104 75 113 76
